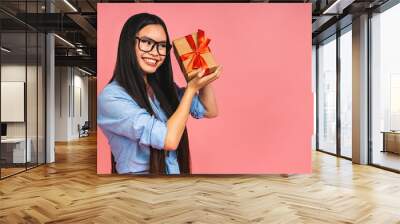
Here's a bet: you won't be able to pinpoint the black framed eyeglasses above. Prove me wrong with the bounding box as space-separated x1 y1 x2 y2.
135 36 171 56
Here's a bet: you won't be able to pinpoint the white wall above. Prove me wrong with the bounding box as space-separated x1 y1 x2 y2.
1 65 40 137
55 66 69 141
72 73 89 138
54 67 89 141
1 66 26 136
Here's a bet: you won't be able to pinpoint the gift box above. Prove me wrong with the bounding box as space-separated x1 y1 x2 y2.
172 29 218 82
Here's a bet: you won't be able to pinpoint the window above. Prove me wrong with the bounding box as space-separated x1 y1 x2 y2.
317 35 337 154
370 3 400 171
339 27 352 158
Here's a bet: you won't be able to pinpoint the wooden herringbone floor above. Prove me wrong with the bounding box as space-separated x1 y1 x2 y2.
1 134 400 224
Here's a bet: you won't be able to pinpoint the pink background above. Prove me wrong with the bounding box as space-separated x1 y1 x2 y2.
97 3 312 174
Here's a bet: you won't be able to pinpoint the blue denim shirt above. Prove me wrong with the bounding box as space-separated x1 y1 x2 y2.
98 80 206 174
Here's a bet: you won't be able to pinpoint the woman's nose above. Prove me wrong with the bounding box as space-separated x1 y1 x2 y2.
149 46 159 56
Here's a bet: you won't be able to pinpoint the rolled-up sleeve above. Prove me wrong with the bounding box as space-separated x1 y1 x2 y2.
175 83 206 119
98 88 167 150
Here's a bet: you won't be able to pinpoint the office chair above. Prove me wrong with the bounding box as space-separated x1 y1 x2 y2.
78 121 90 138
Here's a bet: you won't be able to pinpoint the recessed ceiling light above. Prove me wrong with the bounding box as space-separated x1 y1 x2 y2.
323 0 354 15
1 47 11 53
54 34 75 48
63 0 78 12
77 67 93 76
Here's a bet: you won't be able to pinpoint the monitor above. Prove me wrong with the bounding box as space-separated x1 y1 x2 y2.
1 123 7 137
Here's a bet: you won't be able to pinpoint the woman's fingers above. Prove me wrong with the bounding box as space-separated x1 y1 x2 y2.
205 74 220 86
187 68 201 78
188 66 222 80
213 66 222 78
186 66 222 91
187 68 205 81
206 66 222 79
200 66 222 83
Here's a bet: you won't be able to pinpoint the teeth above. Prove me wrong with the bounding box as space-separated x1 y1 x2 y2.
143 58 157 65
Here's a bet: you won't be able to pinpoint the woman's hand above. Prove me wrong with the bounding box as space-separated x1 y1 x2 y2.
187 66 222 92
164 66 222 150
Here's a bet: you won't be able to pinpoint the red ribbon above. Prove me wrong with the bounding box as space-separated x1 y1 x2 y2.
180 29 211 74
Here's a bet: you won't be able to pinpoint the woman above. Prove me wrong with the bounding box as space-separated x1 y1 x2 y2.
98 13 221 175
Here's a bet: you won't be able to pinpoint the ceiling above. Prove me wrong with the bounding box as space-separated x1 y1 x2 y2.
0 0 392 75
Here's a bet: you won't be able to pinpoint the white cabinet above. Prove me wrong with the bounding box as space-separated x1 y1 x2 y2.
1 138 32 163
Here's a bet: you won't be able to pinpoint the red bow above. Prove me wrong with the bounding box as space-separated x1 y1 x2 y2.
180 29 211 74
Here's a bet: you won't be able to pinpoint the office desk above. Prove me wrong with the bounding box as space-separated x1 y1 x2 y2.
1 138 32 163
381 131 400 154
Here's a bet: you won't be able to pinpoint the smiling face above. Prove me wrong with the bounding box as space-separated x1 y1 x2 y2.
135 24 168 75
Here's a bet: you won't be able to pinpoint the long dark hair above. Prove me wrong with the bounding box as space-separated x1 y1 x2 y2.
110 13 191 174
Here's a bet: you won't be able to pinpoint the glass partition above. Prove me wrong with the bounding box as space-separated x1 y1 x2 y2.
0 0 46 179
1 30 28 177
27 30 38 169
